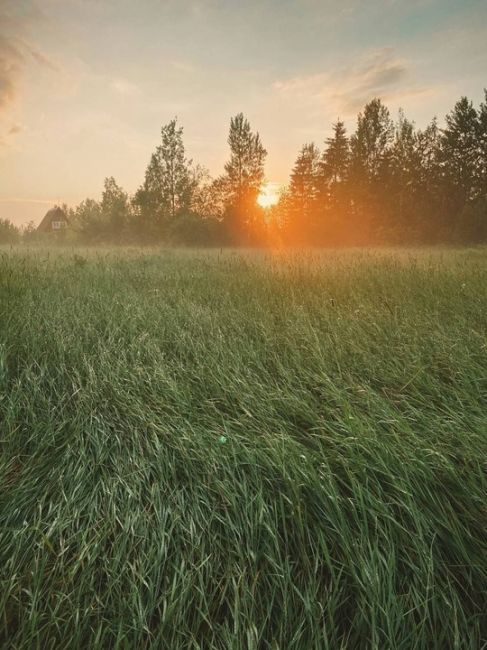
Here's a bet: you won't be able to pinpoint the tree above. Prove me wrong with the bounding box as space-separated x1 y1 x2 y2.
350 98 395 181
101 177 130 241
134 118 194 239
447 91 487 242
319 121 350 241
159 119 194 219
407 118 444 242
286 143 321 243
388 111 420 239
191 171 226 220
221 113 267 241
41 88 487 247
71 198 103 243
168 212 224 246
439 97 480 225
349 98 395 240
321 120 349 186
477 90 487 197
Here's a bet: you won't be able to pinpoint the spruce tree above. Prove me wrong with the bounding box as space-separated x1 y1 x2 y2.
287 143 321 242
440 97 479 206
319 121 350 235
321 120 349 185
349 98 395 239
477 90 487 197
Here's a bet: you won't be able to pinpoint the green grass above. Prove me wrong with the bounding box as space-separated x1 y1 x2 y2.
0 246 486 649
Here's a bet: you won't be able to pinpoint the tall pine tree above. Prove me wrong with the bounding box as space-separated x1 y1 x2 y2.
286 143 321 243
349 98 395 240
321 120 349 185
319 121 350 240
439 97 479 217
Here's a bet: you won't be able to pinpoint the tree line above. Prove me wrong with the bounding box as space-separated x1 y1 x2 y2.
3 90 487 246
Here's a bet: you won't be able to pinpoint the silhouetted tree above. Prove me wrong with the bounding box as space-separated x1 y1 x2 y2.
71 198 103 243
318 121 350 242
439 97 480 234
478 90 487 197
134 118 194 240
221 113 267 242
388 111 421 239
101 177 130 242
56 91 487 248
286 143 321 243
449 92 487 242
349 98 395 241
321 120 349 186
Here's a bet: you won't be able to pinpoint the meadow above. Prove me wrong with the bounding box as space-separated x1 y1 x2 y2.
0 246 486 649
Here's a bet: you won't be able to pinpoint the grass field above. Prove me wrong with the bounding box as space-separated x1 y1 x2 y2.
0 247 486 649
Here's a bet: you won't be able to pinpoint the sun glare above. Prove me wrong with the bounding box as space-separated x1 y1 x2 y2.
257 182 280 208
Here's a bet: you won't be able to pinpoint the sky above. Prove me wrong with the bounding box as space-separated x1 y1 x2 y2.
1 0 486 226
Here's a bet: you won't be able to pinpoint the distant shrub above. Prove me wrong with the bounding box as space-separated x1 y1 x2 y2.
0 218 20 244
168 212 226 246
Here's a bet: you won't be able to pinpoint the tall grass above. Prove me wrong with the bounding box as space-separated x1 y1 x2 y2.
0 247 486 649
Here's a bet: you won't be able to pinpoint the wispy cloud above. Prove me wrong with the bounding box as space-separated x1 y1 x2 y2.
0 35 24 109
0 2 59 114
333 48 416 113
0 122 24 148
24 42 60 73
274 48 432 117
0 197 58 204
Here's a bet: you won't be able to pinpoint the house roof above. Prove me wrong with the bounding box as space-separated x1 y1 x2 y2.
37 206 69 232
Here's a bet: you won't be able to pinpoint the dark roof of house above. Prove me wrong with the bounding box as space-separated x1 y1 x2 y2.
37 206 69 232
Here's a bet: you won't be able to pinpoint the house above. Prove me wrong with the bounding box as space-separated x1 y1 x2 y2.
37 206 69 233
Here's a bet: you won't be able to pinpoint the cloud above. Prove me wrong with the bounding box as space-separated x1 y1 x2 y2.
335 48 411 113
0 3 58 113
0 122 23 150
0 197 56 205
24 42 60 73
273 48 429 117
357 48 407 87
0 35 25 109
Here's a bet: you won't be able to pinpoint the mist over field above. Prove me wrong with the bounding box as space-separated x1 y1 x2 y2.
3 95 487 249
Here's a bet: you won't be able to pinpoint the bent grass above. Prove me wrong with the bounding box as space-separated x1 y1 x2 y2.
0 247 486 648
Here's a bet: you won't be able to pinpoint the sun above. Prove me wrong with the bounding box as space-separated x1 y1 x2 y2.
257 182 280 208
